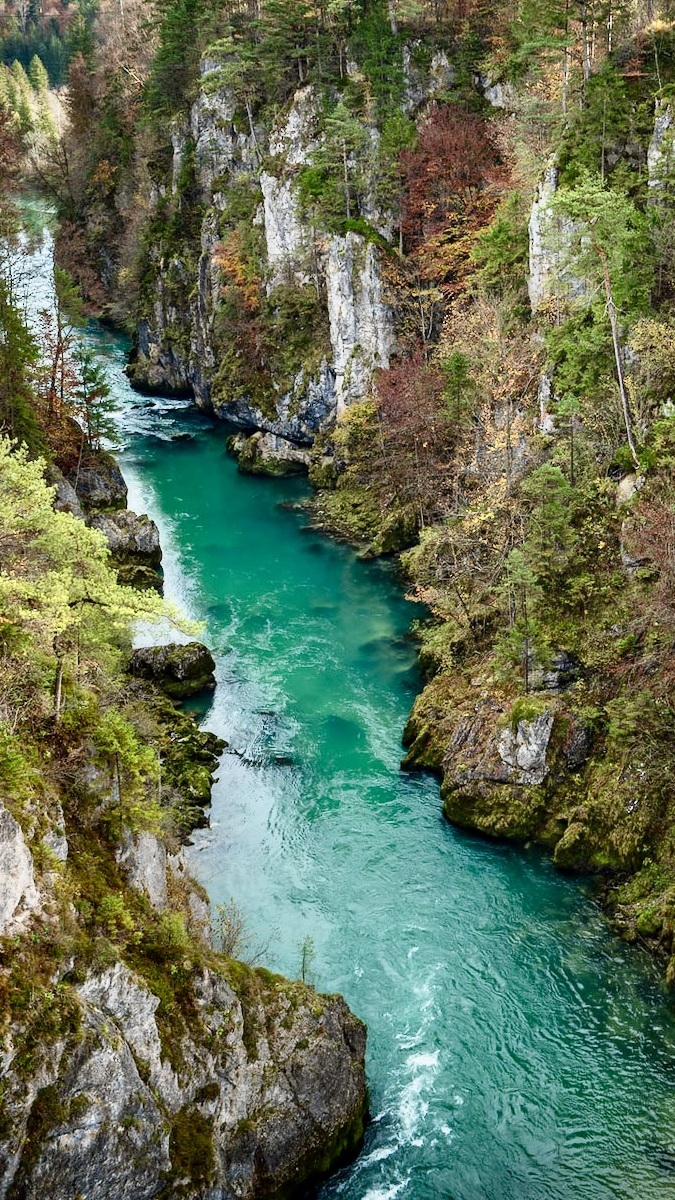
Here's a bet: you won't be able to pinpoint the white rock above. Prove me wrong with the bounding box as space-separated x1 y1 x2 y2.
615 473 645 507
325 232 393 412
0 801 40 935
260 172 311 288
117 830 168 911
498 712 555 786
528 167 584 312
528 167 558 312
648 100 674 193
80 963 182 1110
476 73 515 109
269 85 317 165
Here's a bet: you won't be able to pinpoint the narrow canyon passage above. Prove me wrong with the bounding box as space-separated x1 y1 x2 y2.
26 212 675 1200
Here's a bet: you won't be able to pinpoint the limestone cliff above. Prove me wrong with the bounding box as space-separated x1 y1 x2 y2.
127 75 394 467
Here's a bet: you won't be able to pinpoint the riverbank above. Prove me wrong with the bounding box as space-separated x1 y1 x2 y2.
98 336 675 1199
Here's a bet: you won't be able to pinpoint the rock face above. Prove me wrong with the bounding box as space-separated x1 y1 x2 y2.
0 800 40 935
527 167 583 313
528 167 559 312
648 100 674 194
2 956 367 1200
88 509 162 565
116 830 169 911
46 465 84 519
130 641 217 699
326 232 394 415
128 74 397 465
496 712 555 786
66 451 128 510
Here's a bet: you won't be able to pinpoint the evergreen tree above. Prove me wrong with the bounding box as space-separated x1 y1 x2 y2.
73 345 117 452
549 174 654 467
28 54 49 93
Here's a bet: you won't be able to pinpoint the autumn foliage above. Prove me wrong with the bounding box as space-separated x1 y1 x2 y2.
374 354 456 525
399 104 505 291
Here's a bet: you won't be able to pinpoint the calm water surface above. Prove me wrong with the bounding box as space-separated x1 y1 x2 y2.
24 215 675 1200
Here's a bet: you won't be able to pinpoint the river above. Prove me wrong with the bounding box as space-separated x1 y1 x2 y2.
22 209 675 1200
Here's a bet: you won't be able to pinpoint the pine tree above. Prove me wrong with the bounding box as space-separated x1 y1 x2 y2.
29 54 50 93
550 174 654 469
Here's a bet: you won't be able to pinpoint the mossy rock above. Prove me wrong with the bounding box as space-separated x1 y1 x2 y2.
130 642 216 699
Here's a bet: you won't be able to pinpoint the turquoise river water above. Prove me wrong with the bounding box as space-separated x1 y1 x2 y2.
24 217 675 1200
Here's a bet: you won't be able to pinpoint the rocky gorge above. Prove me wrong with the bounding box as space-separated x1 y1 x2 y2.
0 432 367 1198
4 0 675 1195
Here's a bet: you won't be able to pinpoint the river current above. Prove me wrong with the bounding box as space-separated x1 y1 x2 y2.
22 212 675 1200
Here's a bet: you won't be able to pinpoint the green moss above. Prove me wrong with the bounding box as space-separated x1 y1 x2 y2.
508 695 550 731
8 1085 67 1187
168 1106 215 1187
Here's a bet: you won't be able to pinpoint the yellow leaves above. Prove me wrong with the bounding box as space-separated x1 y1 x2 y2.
0 437 165 652
212 230 260 315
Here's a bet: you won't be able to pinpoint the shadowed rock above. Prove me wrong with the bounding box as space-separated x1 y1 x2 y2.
130 642 217 699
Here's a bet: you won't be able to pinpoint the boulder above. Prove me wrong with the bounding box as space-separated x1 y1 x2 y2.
66 451 128 510
87 509 162 565
46 465 84 520
2 962 367 1200
130 642 217 699
228 430 309 476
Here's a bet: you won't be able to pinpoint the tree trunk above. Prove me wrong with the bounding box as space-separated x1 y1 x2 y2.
54 656 63 723
597 247 640 469
580 0 591 84
387 0 398 35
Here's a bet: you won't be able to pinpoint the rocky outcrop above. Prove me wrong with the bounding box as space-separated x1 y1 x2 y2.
130 641 217 699
229 429 310 475
1 960 367 1200
260 171 312 288
326 232 393 414
116 830 169 911
0 800 40 936
128 75 395 465
87 509 162 574
527 167 584 313
65 451 128 510
46 465 84 519
0 661 367 1200
648 99 674 195
496 711 555 786
55 449 163 588
528 166 559 313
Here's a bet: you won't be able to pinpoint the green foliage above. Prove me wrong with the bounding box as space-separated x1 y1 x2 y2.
93 710 163 835
213 279 330 418
298 96 369 227
28 55 50 93
73 345 117 451
471 192 529 299
0 439 164 651
298 935 316 985
0 278 43 450
558 62 633 185
144 0 220 118
549 173 654 318
441 351 476 430
347 7 405 113
169 1107 215 1187
97 892 137 938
